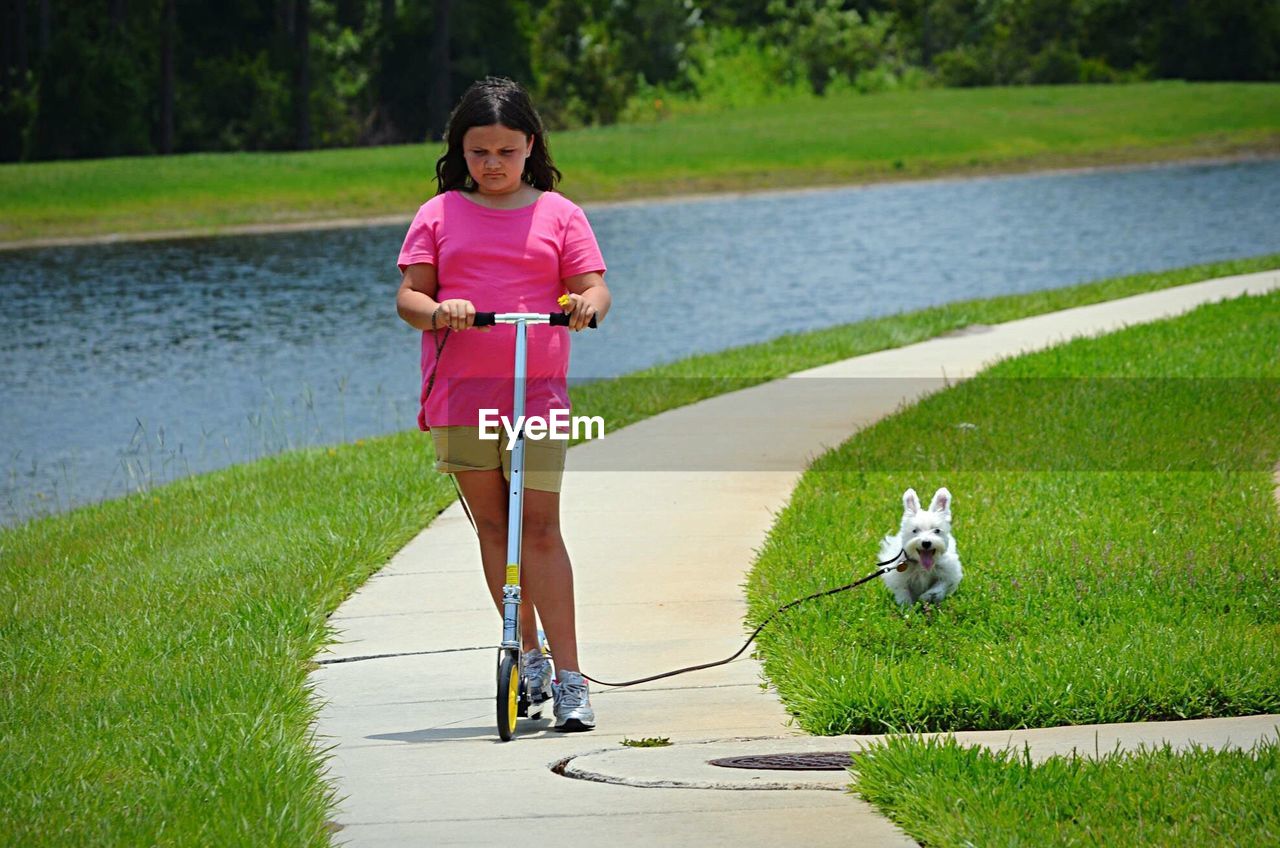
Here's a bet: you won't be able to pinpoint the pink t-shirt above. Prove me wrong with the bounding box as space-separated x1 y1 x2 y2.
397 190 606 430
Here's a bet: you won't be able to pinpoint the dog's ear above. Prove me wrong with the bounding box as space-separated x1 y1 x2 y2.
928 487 952 518
902 488 920 516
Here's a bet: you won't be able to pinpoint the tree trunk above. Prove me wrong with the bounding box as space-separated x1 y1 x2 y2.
366 0 397 143
294 0 311 149
279 0 294 38
37 0 48 58
19 0 29 75
159 0 175 153
921 0 932 67
8 0 29 81
428 0 450 141
1 6 9 93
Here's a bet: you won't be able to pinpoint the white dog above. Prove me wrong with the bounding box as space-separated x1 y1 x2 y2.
879 487 963 606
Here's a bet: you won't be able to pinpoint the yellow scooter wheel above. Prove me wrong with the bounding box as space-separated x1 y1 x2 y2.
497 650 519 741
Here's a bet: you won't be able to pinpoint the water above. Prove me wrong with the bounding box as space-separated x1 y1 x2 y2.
3 158 1279 525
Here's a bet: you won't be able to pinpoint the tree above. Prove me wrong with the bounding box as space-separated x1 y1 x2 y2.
767 0 892 94
530 0 698 127
27 3 153 159
1148 0 1280 81
159 0 174 153
294 0 311 148
2 0 1277 161
428 0 450 140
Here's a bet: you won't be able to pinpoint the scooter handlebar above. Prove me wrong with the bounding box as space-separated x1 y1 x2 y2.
551 312 598 329
472 312 598 328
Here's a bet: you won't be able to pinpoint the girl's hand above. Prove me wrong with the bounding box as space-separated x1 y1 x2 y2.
434 298 476 331
559 292 599 332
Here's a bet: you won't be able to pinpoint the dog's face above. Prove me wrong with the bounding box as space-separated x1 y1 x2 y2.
899 487 952 571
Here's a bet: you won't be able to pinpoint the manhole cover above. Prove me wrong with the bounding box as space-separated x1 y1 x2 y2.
708 752 852 771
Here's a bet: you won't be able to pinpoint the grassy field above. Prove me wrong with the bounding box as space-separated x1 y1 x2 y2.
851 735 1280 847
0 440 453 847
744 286 1280 843
1 253 1277 845
2 81 1279 245
747 290 1280 736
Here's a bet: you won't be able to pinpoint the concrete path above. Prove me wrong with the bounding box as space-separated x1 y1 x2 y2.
309 269 1279 847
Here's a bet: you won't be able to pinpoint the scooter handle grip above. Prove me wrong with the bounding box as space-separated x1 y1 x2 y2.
550 313 598 329
470 312 597 328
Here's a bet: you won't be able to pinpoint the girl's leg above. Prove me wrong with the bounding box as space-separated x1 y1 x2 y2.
521 488 581 673
453 469 540 653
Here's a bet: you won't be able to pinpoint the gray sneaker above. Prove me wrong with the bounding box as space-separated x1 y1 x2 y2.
522 648 553 718
552 670 595 732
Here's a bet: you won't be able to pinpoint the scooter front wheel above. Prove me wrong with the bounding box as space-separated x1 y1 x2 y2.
496 649 520 741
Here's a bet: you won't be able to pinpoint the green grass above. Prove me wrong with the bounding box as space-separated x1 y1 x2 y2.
850 735 1280 847
0 437 454 846
3 81 1279 244
2 253 1277 845
746 290 1280 736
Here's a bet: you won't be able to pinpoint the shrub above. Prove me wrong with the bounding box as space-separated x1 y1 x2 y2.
618 26 808 119
685 26 806 106
766 0 894 95
1026 42 1085 84
532 0 700 128
934 44 998 87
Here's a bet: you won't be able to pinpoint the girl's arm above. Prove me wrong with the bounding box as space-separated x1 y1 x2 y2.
396 263 475 331
561 271 611 331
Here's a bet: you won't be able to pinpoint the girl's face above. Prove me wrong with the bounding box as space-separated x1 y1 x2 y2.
462 124 534 195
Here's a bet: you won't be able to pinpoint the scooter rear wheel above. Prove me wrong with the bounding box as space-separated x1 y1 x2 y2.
497 649 519 741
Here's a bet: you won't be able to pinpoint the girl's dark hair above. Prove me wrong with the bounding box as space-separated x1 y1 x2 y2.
434 77 562 195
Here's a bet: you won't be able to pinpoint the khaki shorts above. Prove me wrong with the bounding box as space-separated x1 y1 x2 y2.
430 426 567 493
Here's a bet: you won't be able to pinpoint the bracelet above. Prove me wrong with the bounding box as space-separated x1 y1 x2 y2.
431 305 442 331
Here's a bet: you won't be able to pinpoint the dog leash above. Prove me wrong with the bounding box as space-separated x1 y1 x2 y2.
579 550 907 688
316 552 908 669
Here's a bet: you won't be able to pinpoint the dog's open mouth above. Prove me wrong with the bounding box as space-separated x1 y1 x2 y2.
919 551 935 570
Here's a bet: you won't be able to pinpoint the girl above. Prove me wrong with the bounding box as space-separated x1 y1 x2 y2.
395 77 611 732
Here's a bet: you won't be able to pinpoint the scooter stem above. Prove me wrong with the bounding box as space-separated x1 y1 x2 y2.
500 318 528 650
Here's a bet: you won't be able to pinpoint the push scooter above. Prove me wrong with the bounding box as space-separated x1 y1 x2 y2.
473 303 596 741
